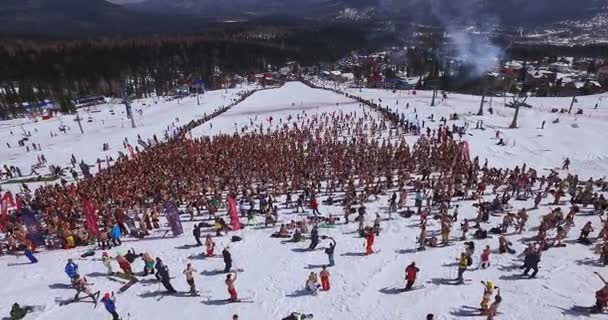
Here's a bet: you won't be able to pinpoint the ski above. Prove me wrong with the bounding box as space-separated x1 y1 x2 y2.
118 278 139 294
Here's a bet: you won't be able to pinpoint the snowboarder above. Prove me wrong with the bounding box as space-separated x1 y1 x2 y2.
405 262 420 290
562 158 570 170
225 271 239 302
183 263 198 296
319 266 330 291
205 234 215 256
325 238 336 266
156 258 177 293
223 247 233 273
101 293 120 320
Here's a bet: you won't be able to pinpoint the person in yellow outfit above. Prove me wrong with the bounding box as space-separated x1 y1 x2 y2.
480 281 495 313
456 252 468 283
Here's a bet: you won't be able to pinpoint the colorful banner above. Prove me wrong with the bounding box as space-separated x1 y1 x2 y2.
127 144 137 158
228 197 241 231
22 208 45 246
83 198 101 237
462 141 472 163
0 192 16 232
164 201 183 236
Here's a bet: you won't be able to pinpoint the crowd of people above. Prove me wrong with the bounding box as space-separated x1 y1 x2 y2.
1 81 608 319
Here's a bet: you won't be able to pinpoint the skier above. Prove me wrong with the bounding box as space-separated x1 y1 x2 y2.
562 158 570 170
183 263 198 296
310 197 320 216
225 271 239 302
205 234 215 256
156 258 177 293
101 293 120 320
102 252 113 275
193 224 202 246
480 245 491 269
456 252 468 283
405 262 420 291
480 281 495 313
223 247 233 273
72 274 99 303
142 252 155 276
64 259 79 284
486 287 502 319
325 238 336 266
522 244 541 278
579 221 594 245
320 266 330 291
111 224 122 246
116 253 132 276
593 272 608 313
365 230 375 255
309 226 320 250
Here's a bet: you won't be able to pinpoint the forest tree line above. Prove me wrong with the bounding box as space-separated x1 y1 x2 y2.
0 23 382 119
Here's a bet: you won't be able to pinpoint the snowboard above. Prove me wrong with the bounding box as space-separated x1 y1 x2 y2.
57 291 100 307
571 305 605 314
400 285 425 292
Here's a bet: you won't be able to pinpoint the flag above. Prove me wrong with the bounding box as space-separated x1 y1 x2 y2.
22 208 45 246
228 197 241 231
83 198 101 237
462 141 472 163
0 192 16 232
127 144 137 158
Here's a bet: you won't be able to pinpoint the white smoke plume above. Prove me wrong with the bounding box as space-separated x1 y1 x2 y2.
428 0 504 78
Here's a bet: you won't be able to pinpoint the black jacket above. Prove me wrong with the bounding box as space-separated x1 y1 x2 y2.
223 249 232 263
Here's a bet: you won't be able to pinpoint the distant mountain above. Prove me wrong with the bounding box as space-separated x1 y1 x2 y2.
126 0 379 20
128 0 606 27
0 0 201 35
0 0 605 36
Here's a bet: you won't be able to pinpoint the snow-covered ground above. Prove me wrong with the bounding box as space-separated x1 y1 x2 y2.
1 82 608 320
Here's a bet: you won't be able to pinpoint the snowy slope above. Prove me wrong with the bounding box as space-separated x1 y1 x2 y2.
1 82 607 320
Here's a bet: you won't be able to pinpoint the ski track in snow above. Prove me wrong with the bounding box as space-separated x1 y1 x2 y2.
0 82 608 319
